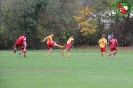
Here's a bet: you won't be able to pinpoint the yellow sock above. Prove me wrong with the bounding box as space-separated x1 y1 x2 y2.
100 53 103 58
63 49 66 53
68 52 70 58
58 45 64 48
46 52 50 57
103 52 106 54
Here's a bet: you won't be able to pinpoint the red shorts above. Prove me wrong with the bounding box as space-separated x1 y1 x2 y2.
100 47 106 53
15 43 24 49
47 42 55 49
66 43 72 50
110 46 117 51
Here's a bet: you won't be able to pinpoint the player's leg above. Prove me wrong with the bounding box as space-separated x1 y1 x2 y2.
23 48 26 57
58 45 64 48
46 48 52 57
14 43 18 53
67 44 72 58
61 44 71 57
107 46 113 58
100 48 104 58
107 51 113 58
100 48 103 58
46 43 52 57
101 52 103 58
61 49 66 56
14 48 16 53
100 47 106 58
53 42 64 48
18 49 23 57
46 42 56 57
67 49 71 58
113 51 117 56
112 47 118 57
113 50 117 57
61 45 67 56
107 50 116 58
18 46 24 57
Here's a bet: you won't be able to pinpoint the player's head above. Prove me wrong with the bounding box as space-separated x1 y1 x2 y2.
50 33 54 37
102 34 105 38
24 34 28 37
112 36 115 39
70 35 74 38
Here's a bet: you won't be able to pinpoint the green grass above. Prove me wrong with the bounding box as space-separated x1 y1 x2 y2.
0 49 133 88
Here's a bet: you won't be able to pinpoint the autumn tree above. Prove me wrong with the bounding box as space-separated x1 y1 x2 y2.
89 0 133 46
73 5 98 45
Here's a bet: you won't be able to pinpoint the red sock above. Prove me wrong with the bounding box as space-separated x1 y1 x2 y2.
23 51 26 56
20 51 23 54
14 50 16 53
108 54 112 57
113 52 117 56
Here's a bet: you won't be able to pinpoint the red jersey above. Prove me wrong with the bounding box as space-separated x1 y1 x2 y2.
16 36 26 45
110 39 118 46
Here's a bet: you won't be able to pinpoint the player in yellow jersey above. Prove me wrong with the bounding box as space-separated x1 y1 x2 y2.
98 34 107 58
42 33 64 57
61 35 74 58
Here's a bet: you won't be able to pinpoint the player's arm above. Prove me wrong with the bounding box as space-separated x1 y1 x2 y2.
106 42 108 49
98 40 101 47
106 40 108 49
116 40 118 46
107 40 110 46
106 41 107 47
71 38 74 44
42 36 48 42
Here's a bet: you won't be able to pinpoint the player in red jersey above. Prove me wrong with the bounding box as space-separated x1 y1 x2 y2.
107 36 118 58
61 35 74 58
42 33 64 57
14 34 28 57
98 34 107 58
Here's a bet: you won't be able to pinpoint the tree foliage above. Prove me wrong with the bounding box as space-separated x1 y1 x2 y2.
1 0 48 49
0 0 133 49
73 6 97 36
90 0 133 46
0 0 84 49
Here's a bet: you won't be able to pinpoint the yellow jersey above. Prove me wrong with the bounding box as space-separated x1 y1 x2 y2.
67 37 74 44
47 35 53 44
98 38 107 48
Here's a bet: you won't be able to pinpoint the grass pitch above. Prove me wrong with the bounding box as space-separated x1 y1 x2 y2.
0 48 133 88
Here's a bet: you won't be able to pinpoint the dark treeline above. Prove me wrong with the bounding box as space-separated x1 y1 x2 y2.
0 0 133 50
